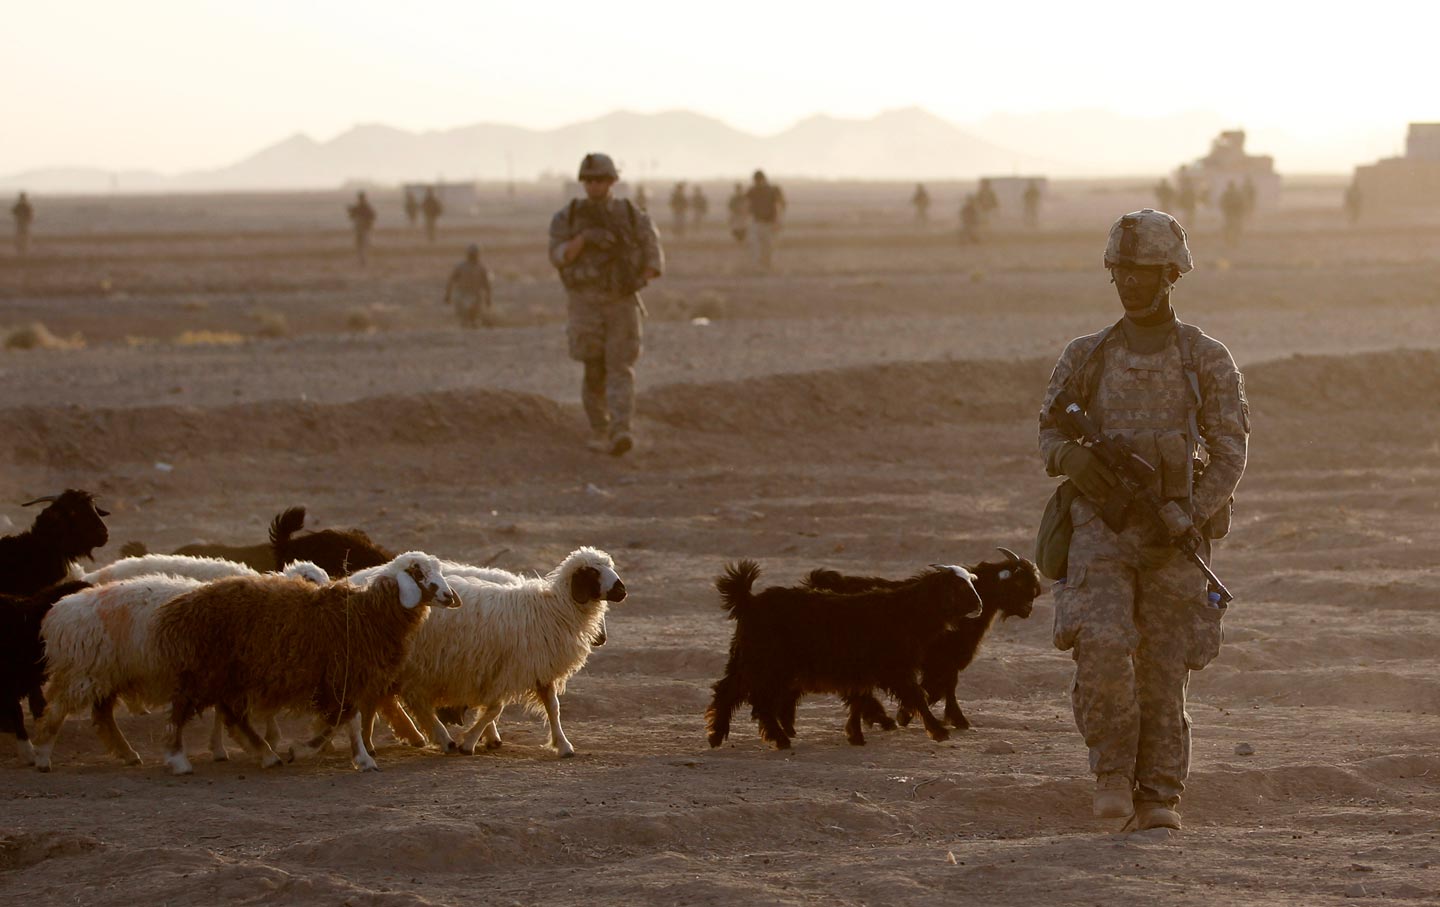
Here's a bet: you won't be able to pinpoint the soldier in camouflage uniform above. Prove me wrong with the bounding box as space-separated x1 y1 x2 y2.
12 192 34 256
443 243 493 328
549 153 664 457
1038 209 1249 831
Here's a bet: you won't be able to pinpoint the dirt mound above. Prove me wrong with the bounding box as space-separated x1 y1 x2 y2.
0 387 574 468
645 358 1051 434
1245 348 1440 413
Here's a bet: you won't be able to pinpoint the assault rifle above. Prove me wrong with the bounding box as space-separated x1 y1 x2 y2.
1051 388 1234 603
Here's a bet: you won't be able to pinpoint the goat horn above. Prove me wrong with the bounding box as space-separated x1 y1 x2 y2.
996 546 1020 562
21 495 58 507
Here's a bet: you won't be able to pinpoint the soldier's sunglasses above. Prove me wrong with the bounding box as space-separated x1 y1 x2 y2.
582 176 614 184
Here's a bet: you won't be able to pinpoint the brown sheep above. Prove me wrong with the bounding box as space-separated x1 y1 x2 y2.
152 552 457 775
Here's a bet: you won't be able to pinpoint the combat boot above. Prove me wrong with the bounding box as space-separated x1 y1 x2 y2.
1093 774 1134 819
1135 806 1181 830
609 431 634 457
585 428 610 453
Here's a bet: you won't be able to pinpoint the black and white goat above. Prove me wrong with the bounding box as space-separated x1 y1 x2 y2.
706 560 981 750
805 547 1043 731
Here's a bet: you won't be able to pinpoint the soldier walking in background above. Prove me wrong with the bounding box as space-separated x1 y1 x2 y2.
959 194 981 244
634 184 649 212
1039 209 1248 831
1344 180 1363 226
1219 182 1246 246
549 153 664 457
1023 179 1042 229
443 243 493 328
421 187 444 243
1154 178 1176 214
727 183 748 244
669 182 689 237
911 183 931 225
347 191 377 265
976 178 999 224
745 170 785 270
690 184 709 231
404 190 420 228
12 192 34 256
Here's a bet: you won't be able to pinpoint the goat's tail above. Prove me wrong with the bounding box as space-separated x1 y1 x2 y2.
269 506 307 560
716 560 761 619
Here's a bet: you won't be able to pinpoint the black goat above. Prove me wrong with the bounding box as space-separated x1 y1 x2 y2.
806 548 1043 731
0 490 109 597
705 560 982 750
1 580 90 764
269 506 392 577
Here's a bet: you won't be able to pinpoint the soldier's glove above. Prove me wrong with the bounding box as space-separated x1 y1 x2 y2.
582 227 615 248
1056 442 1118 504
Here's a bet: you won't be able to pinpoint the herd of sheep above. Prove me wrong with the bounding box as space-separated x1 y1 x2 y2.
2 488 1044 775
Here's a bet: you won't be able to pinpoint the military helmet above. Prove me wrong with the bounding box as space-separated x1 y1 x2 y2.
578 153 619 181
1103 208 1193 274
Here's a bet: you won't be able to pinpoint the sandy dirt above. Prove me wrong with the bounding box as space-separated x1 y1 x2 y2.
2 183 1439 906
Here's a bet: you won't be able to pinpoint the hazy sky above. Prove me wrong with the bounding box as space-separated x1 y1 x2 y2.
2 0 1433 174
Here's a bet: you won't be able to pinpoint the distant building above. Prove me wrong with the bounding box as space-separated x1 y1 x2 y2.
1352 123 1440 210
1175 130 1280 211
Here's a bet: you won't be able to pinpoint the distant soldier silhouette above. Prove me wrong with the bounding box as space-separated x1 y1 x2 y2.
912 183 931 225
959 194 981 244
1023 179 1042 229
443 243 494 328
727 183 748 243
12 192 34 256
1219 182 1246 246
690 184 709 230
403 190 420 228
669 182 689 237
421 187 444 243
976 178 999 223
745 170 786 270
549 153 664 457
347 191 377 265
1154 178 1176 213
1344 180 1362 226
1174 174 1197 227
634 184 649 212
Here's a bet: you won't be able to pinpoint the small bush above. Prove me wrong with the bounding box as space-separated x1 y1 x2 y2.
4 322 85 351
252 310 289 338
175 330 246 347
346 308 377 332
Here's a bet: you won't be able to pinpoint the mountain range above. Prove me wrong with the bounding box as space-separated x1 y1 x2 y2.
0 108 1377 194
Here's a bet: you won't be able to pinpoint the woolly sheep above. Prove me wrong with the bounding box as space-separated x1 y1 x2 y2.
152 552 456 775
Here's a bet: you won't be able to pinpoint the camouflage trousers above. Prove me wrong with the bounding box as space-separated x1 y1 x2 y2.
566 291 644 436
1053 496 1221 810
750 221 776 270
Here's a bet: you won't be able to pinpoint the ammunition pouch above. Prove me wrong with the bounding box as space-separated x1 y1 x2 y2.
1034 480 1079 581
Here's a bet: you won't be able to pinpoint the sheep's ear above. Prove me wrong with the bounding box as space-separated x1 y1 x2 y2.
404 562 435 603
396 568 422 609
569 566 602 603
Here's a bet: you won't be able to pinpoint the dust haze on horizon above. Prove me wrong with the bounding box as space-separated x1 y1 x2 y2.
2 0 1434 180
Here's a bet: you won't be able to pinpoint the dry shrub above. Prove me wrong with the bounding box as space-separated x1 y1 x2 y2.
175 330 246 347
970 269 986 283
182 299 210 312
346 308 377 332
252 310 290 338
690 289 728 320
4 322 85 351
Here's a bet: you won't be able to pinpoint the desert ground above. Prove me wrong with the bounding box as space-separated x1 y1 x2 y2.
2 180 1439 906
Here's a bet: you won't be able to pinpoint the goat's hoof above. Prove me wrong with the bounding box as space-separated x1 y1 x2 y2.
707 734 724 748
123 754 143 767
445 740 462 754
927 728 950 743
262 753 284 769
771 739 792 751
846 736 866 746
895 712 915 727
877 719 898 732
35 763 51 773
482 738 502 751
283 747 297 764
557 749 576 759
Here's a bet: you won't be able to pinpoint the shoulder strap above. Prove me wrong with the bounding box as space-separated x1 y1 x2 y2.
1064 318 1123 406
1175 321 1205 502
626 199 638 232
566 199 578 229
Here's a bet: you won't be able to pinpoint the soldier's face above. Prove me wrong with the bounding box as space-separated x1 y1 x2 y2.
1111 265 1167 312
583 177 614 201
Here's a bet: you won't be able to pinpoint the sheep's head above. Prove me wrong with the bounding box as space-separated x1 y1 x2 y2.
563 548 626 605
282 560 330 585
983 547 1043 620
24 490 110 559
392 552 459 609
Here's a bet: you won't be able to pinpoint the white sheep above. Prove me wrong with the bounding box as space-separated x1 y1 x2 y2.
80 553 261 585
364 547 625 758
32 561 330 771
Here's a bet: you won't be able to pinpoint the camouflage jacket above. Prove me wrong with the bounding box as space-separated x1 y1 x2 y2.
1038 319 1249 523
548 197 663 299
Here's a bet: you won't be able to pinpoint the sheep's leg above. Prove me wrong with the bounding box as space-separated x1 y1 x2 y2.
3 697 34 765
402 700 456 753
705 674 743 748
893 683 949 743
264 713 282 750
344 712 379 772
30 699 72 772
841 695 867 746
289 708 347 763
217 702 283 768
537 683 574 758
91 695 143 766
27 686 46 721
121 695 150 716
164 697 202 775
478 705 503 749
378 696 427 748
458 703 505 755
209 710 229 762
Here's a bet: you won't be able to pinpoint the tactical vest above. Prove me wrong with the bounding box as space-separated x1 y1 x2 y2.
560 199 643 296
1091 335 1194 501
